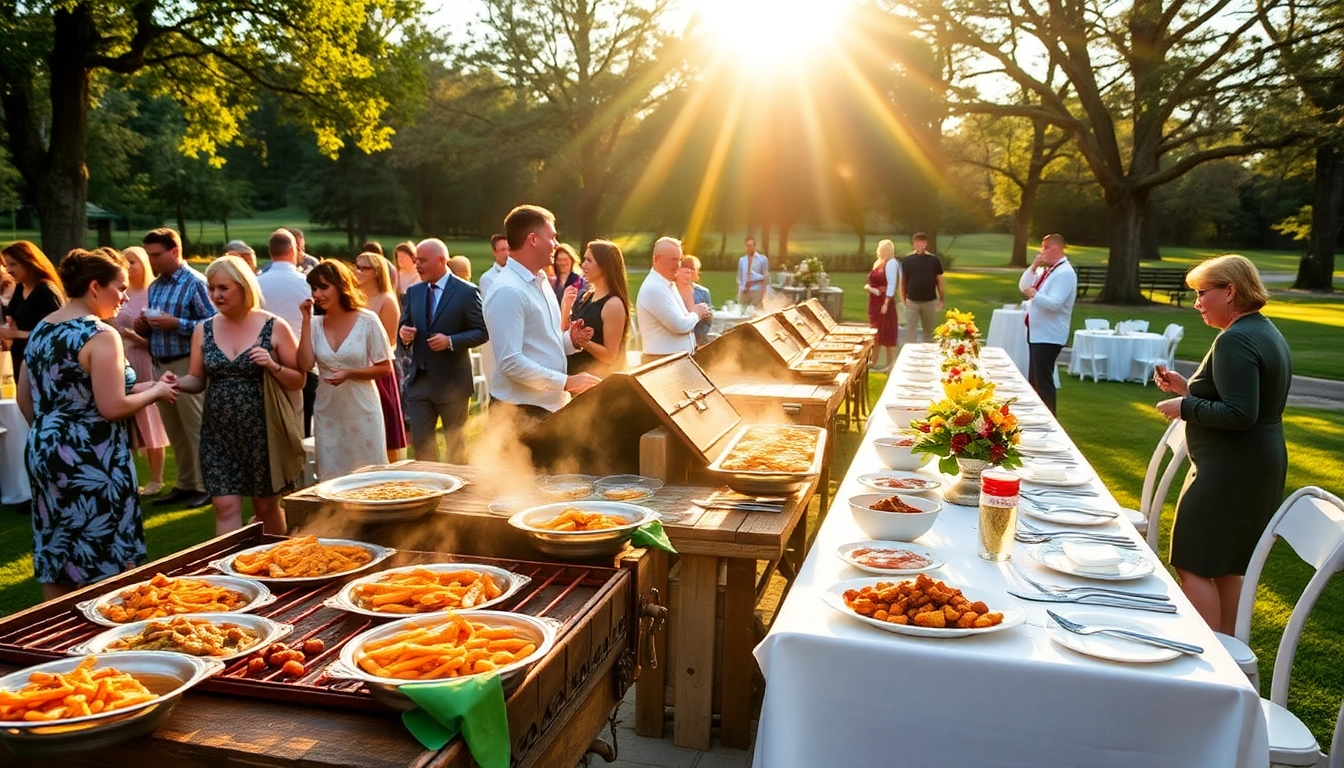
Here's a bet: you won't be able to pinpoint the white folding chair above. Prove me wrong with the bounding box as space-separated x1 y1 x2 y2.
1119 420 1187 549
1214 487 1344 767
1136 324 1184 386
469 349 490 412
1122 319 1150 333
1084 318 1111 331
1071 332 1107 382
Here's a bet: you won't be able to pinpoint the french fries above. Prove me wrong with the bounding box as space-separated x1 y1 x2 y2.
351 568 504 614
231 536 374 579
0 657 157 722
98 573 248 623
534 508 627 532
355 614 538 680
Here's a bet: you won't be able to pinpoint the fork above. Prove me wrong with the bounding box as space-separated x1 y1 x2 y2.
1019 499 1117 519
1011 564 1168 601
1016 518 1131 540
1015 532 1138 548
1047 610 1204 654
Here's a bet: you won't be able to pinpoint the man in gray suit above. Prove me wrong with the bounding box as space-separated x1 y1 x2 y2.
397 239 488 462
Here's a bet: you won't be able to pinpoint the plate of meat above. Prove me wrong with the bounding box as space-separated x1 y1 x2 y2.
836 541 943 575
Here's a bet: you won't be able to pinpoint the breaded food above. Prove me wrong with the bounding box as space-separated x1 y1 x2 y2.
98 573 249 623
107 616 261 656
231 536 374 579
718 426 818 473
842 574 1004 629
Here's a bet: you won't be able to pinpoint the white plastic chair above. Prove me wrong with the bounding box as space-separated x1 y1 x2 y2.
1136 324 1184 386
1215 487 1344 767
1119 319 1150 333
1119 420 1187 549
1084 318 1111 331
469 349 490 412
1071 332 1107 382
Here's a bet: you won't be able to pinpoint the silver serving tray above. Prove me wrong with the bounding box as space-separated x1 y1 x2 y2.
76 575 276 628
706 424 827 494
312 470 466 522
508 501 656 558
69 613 294 662
324 563 531 619
209 538 395 584
325 610 559 711
0 652 224 756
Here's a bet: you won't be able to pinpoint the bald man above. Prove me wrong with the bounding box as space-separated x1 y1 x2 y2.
636 237 710 362
397 238 489 462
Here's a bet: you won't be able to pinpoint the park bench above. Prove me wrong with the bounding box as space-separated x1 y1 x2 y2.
1073 264 1193 305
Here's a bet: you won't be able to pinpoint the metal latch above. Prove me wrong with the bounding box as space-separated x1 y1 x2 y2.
782 403 802 415
671 388 713 414
774 331 791 343
639 589 668 669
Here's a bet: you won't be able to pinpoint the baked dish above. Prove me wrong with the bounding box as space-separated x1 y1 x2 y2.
718 426 818 473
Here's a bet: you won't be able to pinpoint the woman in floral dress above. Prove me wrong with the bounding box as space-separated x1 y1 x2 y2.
175 256 304 535
18 248 178 599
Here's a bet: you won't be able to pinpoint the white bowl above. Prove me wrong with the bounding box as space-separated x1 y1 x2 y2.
872 434 931 471
885 402 931 428
848 493 942 541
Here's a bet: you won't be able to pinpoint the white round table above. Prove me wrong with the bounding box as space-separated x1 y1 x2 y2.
986 307 1029 375
710 308 755 337
1068 329 1168 382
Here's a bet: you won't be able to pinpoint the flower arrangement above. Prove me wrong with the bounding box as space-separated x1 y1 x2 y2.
941 355 978 373
934 309 981 355
793 256 826 289
911 374 1023 475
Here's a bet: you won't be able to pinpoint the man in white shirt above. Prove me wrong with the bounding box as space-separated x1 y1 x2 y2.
1018 233 1077 414
736 238 770 307
482 205 600 424
257 229 315 430
478 234 509 298
637 237 710 363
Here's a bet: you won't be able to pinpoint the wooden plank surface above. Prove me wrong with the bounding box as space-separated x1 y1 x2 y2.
672 554 718 750
634 548 669 738
720 558 757 749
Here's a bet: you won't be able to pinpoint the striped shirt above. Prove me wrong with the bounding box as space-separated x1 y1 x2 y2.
146 264 214 361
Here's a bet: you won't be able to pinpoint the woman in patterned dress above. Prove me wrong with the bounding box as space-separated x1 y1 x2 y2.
175 256 304 535
18 248 178 599
297 260 393 480
352 251 407 462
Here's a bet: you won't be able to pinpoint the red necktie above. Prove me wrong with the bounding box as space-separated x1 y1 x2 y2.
1025 263 1056 330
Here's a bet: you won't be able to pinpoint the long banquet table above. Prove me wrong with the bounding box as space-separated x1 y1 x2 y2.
752 343 1268 767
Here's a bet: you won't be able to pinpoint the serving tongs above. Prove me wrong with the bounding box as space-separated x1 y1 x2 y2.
692 490 788 513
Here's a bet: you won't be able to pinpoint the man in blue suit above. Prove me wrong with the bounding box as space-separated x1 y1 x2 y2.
397 239 488 462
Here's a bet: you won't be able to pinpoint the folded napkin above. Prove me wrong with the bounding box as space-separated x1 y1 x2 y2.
1061 541 1125 574
631 520 677 554
401 675 509 767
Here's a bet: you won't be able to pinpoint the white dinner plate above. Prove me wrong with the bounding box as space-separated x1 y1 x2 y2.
1020 501 1119 527
1029 540 1156 581
856 472 942 494
1014 411 1055 427
1018 467 1095 487
1046 611 1181 663
1017 436 1072 455
821 578 1026 638
835 541 943 575
901 370 939 383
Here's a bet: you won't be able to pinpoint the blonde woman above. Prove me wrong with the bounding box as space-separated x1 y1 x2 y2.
864 239 900 370
353 252 407 461
393 241 420 298
113 247 171 495
174 256 304 535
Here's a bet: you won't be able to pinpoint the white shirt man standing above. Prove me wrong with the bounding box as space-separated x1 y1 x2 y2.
637 237 709 363
257 229 315 429
482 205 600 425
1018 233 1077 414
478 234 510 298
736 238 769 307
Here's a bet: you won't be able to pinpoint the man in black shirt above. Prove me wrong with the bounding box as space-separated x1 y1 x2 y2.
900 233 945 342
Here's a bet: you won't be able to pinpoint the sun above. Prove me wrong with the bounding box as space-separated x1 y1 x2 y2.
686 0 854 72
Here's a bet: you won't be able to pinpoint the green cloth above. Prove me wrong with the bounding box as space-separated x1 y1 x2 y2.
400 674 510 768
631 520 677 553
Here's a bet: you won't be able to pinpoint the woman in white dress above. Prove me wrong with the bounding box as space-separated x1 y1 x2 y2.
296 260 393 480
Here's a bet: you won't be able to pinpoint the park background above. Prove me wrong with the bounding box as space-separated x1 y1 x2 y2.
2 0 1343 752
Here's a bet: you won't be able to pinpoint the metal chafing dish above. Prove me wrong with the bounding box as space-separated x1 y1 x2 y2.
508 501 659 559
312 469 466 523
69 613 293 663
705 424 827 494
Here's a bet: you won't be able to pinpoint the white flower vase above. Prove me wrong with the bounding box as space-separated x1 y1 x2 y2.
818 273 830 289
944 457 991 506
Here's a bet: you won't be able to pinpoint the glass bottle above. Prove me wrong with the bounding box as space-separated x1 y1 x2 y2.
978 469 1021 561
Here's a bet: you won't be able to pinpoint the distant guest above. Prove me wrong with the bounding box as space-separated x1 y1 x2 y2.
0 241 66 376
563 240 631 378
224 240 259 274
361 241 384 257
681 255 713 346
449 255 473 282
1155 254 1291 634
551 243 584 303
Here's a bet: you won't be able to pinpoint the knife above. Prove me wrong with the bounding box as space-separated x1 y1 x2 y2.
1008 590 1179 613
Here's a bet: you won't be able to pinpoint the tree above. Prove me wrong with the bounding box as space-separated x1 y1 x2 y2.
1259 0 1344 291
0 1 424 260
472 0 683 244
896 0 1309 302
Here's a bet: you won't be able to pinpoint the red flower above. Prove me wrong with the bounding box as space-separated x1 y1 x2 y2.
990 444 1006 461
918 423 932 433
953 412 974 427
1000 404 1011 415
979 422 994 438
950 433 970 453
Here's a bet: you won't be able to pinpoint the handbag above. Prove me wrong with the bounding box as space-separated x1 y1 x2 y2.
262 365 305 494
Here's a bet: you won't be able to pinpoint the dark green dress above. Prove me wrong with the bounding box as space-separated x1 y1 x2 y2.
1170 313 1291 577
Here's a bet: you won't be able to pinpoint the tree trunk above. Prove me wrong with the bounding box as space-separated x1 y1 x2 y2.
1097 190 1148 303
1139 210 1161 260
1294 143 1341 291
778 224 790 262
175 208 189 250
1011 183 1035 268
32 6 97 260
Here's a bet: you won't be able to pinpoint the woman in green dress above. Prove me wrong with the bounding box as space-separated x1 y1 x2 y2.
1154 254 1292 634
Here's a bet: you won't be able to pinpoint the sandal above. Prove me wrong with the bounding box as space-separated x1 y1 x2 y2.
139 481 164 496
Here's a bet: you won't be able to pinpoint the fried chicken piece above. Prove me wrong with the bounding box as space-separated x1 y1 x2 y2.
912 610 946 628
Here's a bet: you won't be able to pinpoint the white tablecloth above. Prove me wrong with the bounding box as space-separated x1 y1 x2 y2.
1068 330 1167 382
0 398 32 505
710 308 754 336
753 344 1267 768
986 307 1029 375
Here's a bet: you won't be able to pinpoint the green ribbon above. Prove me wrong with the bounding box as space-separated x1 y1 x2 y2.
631 519 677 553
400 674 510 768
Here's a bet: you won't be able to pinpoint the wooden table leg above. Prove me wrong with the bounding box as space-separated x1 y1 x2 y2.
720 558 756 749
635 549 668 738
672 554 717 750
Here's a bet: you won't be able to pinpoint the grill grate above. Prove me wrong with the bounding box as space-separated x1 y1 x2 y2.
0 534 622 713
